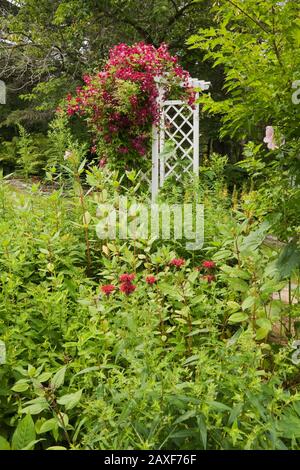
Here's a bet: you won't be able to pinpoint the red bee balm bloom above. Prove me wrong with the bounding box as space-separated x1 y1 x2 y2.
146 275 156 285
202 261 216 269
202 275 216 283
119 273 135 283
101 284 115 296
120 282 137 295
170 258 185 267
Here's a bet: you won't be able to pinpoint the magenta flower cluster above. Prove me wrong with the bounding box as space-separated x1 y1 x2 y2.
65 42 195 167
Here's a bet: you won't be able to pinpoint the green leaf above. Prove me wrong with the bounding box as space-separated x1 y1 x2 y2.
227 300 240 312
186 328 210 337
170 429 198 439
187 270 198 285
78 157 87 174
277 412 300 438
39 419 58 434
74 366 100 376
27 365 36 378
182 354 199 366
159 283 184 301
293 401 300 418
228 403 243 426
57 389 82 410
207 401 232 412
50 366 67 390
242 296 256 311
228 312 248 323
47 446 67 450
174 410 196 424
38 372 52 383
22 439 44 450
276 243 300 279
0 436 10 450
212 250 232 261
11 381 29 393
228 278 249 292
226 327 243 347
12 415 36 450
21 398 49 415
255 318 272 340
39 248 50 255
83 211 91 226
239 220 272 255
197 415 207 450
190 295 205 305
256 318 272 329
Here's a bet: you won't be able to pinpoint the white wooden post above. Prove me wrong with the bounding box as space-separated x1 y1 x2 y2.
151 125 159 202
159 110 165 187
192 79 200 175
0 80 6 105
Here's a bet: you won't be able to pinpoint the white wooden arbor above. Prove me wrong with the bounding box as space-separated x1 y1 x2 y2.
151 78 210 201
0 80 6 105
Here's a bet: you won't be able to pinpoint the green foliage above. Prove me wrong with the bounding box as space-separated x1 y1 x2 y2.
0 137 18 172
16 125 47 178
189 0 300 276
0 127 50 177
189 0 300 141
0 165 299 450
11 415 36 450
0 1 300 448
0 0 214 133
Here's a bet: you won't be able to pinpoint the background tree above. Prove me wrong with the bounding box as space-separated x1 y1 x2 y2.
189 0 300 144
189 0 300 253
0 1 216 123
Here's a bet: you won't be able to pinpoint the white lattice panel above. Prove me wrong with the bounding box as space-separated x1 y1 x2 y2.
151 79 210 201
162 103 194 181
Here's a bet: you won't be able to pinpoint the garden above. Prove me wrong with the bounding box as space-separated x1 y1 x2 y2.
0 0 300 452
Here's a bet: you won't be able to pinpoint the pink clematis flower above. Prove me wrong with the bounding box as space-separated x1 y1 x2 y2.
263 126 278 150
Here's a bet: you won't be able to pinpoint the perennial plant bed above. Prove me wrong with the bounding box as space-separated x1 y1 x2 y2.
0 170 299 450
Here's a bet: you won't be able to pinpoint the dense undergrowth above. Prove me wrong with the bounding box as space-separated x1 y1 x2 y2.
0 160 299 450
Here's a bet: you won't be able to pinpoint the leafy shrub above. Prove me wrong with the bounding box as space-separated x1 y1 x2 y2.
0 168 299 450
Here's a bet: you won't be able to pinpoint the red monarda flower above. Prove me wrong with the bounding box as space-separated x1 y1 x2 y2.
170 258 185 267
202 275 216 283
146 275 156 285
119 273 135 283
101 284 115 296
202 260 216 269
120 282 137 295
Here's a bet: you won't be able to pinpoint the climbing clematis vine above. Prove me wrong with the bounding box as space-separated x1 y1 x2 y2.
63 42 195 169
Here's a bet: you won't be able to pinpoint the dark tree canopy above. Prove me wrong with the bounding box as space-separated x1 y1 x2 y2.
0 0 216 128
